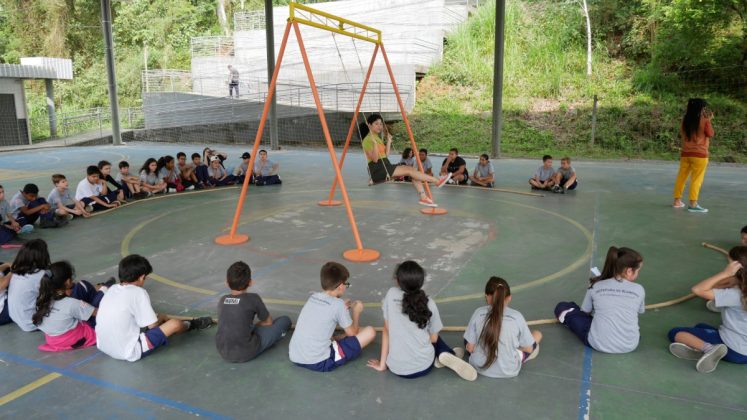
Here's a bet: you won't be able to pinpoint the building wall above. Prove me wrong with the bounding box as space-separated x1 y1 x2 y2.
0 78 31 146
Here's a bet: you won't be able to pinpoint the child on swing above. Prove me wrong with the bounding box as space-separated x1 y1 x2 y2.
360 114 451 207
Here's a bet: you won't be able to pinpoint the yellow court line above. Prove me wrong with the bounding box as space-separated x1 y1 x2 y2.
0 373 62 406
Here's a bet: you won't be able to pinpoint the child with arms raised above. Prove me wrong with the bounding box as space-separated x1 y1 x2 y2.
668 246 747 373
289 262 376 371
464 277 541 378
215 261 291 362
368 261 477 380
95 254 213 361
554 246 645 353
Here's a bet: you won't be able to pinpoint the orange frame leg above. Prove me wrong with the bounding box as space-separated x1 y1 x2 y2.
215 21 293 245
294 22 379 262
318 44 380 207
379 44 446 215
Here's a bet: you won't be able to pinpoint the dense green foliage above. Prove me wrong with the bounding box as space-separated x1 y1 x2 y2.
400 0 746 161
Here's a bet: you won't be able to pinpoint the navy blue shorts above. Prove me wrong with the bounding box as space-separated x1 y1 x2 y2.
138 327 169 359
295 336 362 372
668 323 747 364
562 178 578 190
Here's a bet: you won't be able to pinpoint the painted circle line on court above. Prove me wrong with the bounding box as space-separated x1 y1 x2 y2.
119 186 593 306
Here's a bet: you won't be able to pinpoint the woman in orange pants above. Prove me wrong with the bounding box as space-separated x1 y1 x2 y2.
673 98 714 213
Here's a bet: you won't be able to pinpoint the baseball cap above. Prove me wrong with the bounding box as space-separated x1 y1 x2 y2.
241 152 251 159
209 156 220 163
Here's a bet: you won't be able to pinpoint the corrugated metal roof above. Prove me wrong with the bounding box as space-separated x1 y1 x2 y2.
0 58 73 80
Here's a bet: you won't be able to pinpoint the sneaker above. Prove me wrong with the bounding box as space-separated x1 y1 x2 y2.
672 202 686 209
696 344 727 373
435 348 465 368
524 343 540 362
436 173 453 188
687 205 708 213
706 300 722 313
185 185 195 191
66 214 75 221
669 343 702 361
84 204 94 213
418 197 438 207
18 224 34 235
188 316 215 331
560 186 567 194
557 307 575 324
166 187 176 194
552 185 561 193
437 352 478 381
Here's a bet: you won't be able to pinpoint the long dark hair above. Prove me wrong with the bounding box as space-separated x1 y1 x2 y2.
156 155 174 174
590 246 643 288
32 261 74 326
358 113 383 140
682 98 708 141
11 239 51 276
140 158 158 175
728 246 747 308
401 147 413 160
478 277 510 369
396 261 431 329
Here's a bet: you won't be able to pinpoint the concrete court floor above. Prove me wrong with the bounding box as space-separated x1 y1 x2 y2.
0 143 745 419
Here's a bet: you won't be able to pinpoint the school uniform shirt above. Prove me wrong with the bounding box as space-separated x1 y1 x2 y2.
557 166 575 180
207 165 227 179
234 162 249 176
475 162 495 179
254 159 275 177
0 290 6 318
442 156 467 174
47 188 75 208
75 179 103 201
139 170 160 186
158 167 179 183
9 191 29 219
104 175 122 191
714 288 747 355
421 157 433 173
534 166 555 182
382 287 443 376
0 198 11 223
289 292 353 365
38 297 95 336
399 157 416 167
115 173 126 185
8 270 45 331
464 306 535 378
215 293 270 362
581 278 645 353
95 283 159 362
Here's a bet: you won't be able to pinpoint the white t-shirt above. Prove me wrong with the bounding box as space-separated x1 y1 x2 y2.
95 284 158 362
382 287 443 376
75 179 103 201
581 278 645 353
8 270 45 331
288 292 352 365
464 306 534 378
714 288 747 355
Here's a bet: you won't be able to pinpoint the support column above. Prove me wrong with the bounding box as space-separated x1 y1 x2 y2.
44 79 57 138
101 0 122 145
491 0 506 158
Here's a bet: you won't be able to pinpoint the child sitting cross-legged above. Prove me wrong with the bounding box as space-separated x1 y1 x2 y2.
32 261 110 352
464 277 541 378
47 174 91 219
215 261 291 363
75 166 121 212
95 254 214 361
289 262 376 372
367 261 478 381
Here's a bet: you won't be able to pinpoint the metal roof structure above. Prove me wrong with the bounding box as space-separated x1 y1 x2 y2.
0 57 73 80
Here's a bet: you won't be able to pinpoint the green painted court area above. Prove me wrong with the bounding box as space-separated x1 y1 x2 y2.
0 144 745 419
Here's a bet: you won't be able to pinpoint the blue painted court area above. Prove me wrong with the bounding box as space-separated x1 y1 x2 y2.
1 143 746 419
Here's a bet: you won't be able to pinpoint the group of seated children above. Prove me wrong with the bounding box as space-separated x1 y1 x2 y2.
1 232 745 379
0 148 283 246
0 239 213 358
529 155 578 193
397 148 496 188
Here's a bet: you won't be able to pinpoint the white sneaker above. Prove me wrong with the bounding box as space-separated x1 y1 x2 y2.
706 300 722 313
524 343 540 362
696 344 728 373
166 187 176 194
185 185 195 191
434 347 465 368
66 214 74 221
84 205 93 213
669 343 702 361
437 352 477 381
18 224 34 235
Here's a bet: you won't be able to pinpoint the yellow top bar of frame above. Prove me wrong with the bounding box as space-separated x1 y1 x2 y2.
289 2 382 44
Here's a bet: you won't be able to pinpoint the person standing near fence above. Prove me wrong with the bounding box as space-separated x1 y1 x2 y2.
673 98 714 213
228 65 239 98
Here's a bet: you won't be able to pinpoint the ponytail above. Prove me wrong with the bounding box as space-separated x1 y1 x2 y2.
590 246 643 288
32 261 74 326
396 261 432 329
728 246 747 308
478 277 510 369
